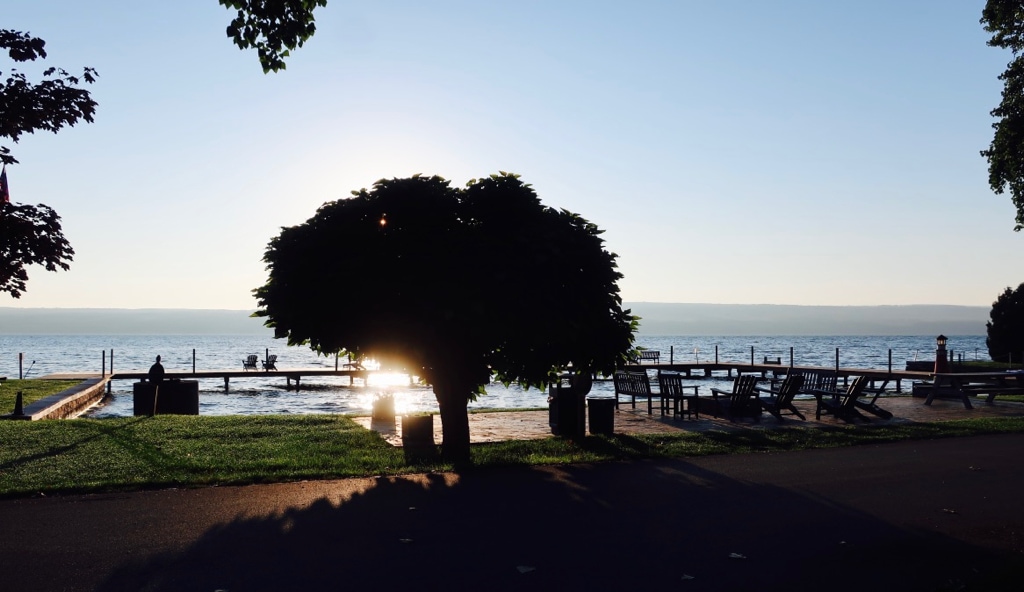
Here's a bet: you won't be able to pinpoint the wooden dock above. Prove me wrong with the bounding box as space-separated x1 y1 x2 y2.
39 368 375 391
38 361 932 394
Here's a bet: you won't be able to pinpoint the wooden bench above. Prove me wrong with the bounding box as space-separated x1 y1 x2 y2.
613 370 655 412
638 350 660 364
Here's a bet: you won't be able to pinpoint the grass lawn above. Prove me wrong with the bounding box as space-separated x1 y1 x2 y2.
3 413 1024 498
0 379 79 412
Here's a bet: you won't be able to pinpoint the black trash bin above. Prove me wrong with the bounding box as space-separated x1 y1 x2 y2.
587 395 615 435
549 378 585 439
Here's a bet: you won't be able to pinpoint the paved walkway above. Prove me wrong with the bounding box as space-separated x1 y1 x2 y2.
354 395 1024 445
4 434 1024 591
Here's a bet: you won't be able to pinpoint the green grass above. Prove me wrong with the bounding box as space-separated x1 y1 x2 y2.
0 415 413 497
3 413 1024 498
0 379 79 412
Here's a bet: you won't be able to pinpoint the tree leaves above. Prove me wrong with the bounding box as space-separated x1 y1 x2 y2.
0 29 98 166
981 2 1024 230
253 173 637 389
0 202 74 298
986 283 1024 362
219 0 328 73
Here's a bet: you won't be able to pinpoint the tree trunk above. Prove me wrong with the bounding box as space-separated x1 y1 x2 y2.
434 379 472 466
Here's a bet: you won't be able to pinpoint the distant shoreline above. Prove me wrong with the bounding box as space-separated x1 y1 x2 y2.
0 303 989 336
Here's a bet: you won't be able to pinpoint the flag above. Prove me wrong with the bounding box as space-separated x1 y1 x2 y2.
0 166 8 203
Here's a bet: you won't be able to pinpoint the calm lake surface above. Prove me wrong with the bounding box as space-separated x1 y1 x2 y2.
0 334 988 417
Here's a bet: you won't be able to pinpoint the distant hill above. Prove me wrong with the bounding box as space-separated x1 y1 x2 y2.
625 303 988 336
0 308 269 335
0 304 990 335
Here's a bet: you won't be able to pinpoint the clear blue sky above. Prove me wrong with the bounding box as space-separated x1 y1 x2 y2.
3 0 1019 309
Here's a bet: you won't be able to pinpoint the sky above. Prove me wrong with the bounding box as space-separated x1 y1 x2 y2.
2 0 1021 310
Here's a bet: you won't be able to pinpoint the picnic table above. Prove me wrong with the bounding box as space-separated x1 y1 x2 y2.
927 371 1024 409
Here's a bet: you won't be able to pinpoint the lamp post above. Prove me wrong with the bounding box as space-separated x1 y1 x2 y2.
934 334 951 374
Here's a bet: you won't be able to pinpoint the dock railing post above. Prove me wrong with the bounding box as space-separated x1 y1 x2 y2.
888 349 892 374
789 346 794 368
103 350 106 377
750 346 754 365
19 352 23 379
669 345 673 365
192 349 196 375
715 345 718 364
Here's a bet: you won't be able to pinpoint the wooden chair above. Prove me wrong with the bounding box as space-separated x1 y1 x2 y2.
815 375 871 422
242 354 259 371
755 374 806 421
262 354 278 371
710 374 761 422
613 370 654 411
657 370 700 419
794 370 838 396
856 379 893 419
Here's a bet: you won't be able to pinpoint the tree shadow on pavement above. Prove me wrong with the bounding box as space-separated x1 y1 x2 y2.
88 451 1024 592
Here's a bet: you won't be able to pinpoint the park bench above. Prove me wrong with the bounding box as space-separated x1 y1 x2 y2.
613 370 655 412
637 350 661 364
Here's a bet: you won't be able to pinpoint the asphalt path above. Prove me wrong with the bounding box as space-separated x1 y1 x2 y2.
2 434 1023 591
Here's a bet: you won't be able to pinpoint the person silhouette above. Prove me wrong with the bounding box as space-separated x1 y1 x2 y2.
148 355 165 383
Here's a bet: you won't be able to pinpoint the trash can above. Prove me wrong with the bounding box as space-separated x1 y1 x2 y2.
587 395 615 435
549 377 585 439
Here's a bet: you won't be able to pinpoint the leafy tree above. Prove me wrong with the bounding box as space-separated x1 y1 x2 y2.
0 201 74 298
981 1 1024 230
987 282 1024 363
0 30 92 296
220 0 327 73
254 173 636 463
0 30 97 166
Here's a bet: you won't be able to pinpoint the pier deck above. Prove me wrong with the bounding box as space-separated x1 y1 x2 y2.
39 368 375 391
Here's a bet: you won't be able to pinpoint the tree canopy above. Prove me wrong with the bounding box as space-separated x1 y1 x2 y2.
254 173 636 462
981 1 1024 230
0 201 74 298
0 30 91 296
0 29 97 166
986 282 1024 363
220 0 327 73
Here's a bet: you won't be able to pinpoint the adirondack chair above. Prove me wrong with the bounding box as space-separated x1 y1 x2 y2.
613 370 654 411
657 370 700 419
856 379 893 419
242 354 259 371
794 370 838 396
709 374 761 422
815 375 871 422
755 374 806 421
262 354 278 371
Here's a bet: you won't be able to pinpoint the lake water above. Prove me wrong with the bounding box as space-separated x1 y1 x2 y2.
0 334 989 417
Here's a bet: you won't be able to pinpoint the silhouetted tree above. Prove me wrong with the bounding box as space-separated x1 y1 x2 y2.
254 173 636 464
987 283 1024 363
0 30 92 295
981 1 1024 230
220 0 327 73
0 201 74 298
0 30 97 166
